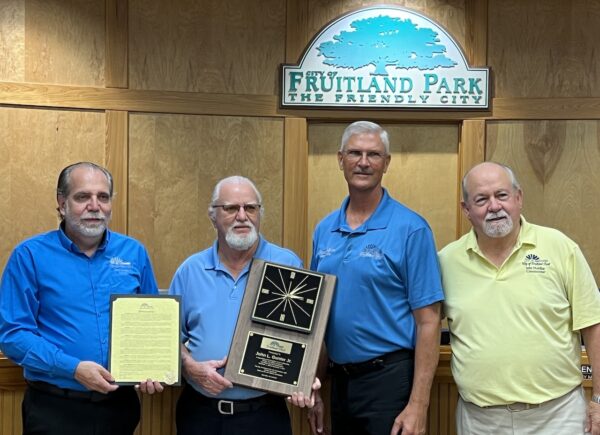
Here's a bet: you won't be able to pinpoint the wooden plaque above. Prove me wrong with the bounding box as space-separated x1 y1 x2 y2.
224 259 336 396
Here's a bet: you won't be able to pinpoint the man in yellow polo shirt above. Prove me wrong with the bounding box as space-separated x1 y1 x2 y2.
439 162 600 434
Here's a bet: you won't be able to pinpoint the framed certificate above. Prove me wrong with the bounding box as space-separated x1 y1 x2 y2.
224 260 336 396
109 295 181 386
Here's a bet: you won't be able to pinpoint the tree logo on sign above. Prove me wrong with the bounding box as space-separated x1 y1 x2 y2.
317 15 456 75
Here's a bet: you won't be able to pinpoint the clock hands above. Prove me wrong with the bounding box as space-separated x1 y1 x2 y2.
257 269 318 325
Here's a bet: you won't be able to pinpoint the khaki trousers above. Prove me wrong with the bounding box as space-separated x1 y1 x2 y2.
456 387 588 435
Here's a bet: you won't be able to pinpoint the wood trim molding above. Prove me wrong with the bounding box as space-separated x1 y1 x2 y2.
465 0 488 67
285 0 309 63
0 82 280 117
491 97 600 120
105 110 129 234
457 120 486 237
105 0 128 88
283 117 308 263
2 82 600 121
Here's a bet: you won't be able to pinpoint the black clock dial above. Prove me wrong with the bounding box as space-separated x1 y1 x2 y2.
251 263 322 333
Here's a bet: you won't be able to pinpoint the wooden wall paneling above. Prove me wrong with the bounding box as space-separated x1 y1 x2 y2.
428 381 440 434
486 120 600 280
307 123 351 257
464 0 487 66
25 0 105 86
155 386 180 435
0 0 25 82
105 0 128 88
438 382 450 434
136 386 180 435
457 120 485 237
488 0 600 98
105 110 128 234
0 389 24 435
384 123 459 250
128 114 285 289
283 117 308 262
0 107 105 271
128 0 286 94
448 384 458 435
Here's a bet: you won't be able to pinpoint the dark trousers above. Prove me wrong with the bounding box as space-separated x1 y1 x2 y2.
176 384 292 435
331 352 415 435
22 384 140 435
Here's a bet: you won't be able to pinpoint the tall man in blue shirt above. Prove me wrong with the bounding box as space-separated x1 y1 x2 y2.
309 121 444 435
0 162 160 435
169 175 313 435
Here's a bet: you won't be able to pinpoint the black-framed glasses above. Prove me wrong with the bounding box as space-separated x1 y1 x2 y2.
212 203 262 215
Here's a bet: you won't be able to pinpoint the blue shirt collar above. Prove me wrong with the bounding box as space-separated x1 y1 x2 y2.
207 235 266 273
57 222 110 255
334 188 391 233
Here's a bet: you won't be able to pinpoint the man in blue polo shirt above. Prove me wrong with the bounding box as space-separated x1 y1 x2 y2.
309 121 444 435
0 162 160 435
169 175 313 435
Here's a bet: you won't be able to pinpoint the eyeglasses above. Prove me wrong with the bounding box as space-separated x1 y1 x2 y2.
343 149 387 163
212 203 262 216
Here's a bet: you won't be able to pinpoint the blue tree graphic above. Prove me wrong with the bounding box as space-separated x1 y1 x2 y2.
317 15 457 75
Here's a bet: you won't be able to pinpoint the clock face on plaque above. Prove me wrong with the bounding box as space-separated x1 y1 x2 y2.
251 263 323 333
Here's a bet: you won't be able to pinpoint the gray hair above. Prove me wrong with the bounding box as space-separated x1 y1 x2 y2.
57 162 113 198
56 162 113 219
208 176 264 222
340 121 390 154
462 162 521 202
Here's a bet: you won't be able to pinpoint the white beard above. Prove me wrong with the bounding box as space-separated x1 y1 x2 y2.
225 223 258 251
65 202 110 238
483 211 513 238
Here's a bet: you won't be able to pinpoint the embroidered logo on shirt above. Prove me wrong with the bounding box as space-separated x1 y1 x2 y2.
317 247 336 258
109 257 133 274
522 253 551 273
360 244 384 260
110 257 131 266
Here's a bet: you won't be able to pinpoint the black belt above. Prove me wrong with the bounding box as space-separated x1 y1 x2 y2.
26 380 119 402
188 386 278 415
330 348 414 377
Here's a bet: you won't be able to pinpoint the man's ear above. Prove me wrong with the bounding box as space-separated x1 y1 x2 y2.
337 151 344 170
460 201 470 220
57 195 66 218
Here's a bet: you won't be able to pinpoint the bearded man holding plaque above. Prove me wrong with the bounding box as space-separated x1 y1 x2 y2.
169 175 318 435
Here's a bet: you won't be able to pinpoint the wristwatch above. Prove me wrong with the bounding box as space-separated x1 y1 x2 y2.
592 394 600 404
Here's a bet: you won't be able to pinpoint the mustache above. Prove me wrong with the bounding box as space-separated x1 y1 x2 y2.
485 211 508 220
81 212 106 220
229 221 255 230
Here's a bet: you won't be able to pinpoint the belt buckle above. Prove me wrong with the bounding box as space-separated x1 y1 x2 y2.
218 400 234 415
506 402 536 412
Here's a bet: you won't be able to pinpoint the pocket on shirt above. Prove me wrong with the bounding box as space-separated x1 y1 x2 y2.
108 272 141 294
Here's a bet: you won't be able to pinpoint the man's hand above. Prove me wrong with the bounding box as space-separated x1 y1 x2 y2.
183 355 233 395
74 361 118 393
390 401 427 435
586 401 600 435
137 379 164 395
287 377 321 408
307 389 326 435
